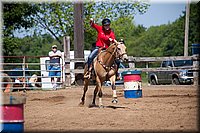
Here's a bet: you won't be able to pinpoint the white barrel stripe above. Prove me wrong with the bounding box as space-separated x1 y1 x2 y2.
124 81 142 90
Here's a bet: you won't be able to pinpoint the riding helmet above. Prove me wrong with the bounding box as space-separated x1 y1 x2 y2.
102 18 111 26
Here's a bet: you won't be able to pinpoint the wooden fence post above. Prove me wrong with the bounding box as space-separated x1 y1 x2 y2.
146 62 149 80
74 2 84 59
22 56 26 89
193 55 199 86
63 36 71 87
73 2 84 85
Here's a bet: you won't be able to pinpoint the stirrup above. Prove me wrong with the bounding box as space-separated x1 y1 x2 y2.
116 75 120 80
84 71 91 79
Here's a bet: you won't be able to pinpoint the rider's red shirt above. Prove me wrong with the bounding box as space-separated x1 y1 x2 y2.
91 22 116 48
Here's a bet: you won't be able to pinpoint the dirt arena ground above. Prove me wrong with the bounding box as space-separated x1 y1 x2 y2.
13 85 199 132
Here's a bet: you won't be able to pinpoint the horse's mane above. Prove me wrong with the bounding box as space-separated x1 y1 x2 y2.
106 43 116 53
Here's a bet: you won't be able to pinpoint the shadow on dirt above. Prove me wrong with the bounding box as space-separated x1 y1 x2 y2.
146 94 197 98
88 104 129 109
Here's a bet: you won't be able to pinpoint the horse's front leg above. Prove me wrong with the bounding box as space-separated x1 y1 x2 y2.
98 84 103 108
110 75 118 104
91 85 98 106
94 76 104 108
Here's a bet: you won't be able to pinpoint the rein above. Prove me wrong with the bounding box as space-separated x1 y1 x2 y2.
119 52 127 59
97 44 117 71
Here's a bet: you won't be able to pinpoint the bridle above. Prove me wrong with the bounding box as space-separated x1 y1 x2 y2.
116 42 127 60
97 42 127 70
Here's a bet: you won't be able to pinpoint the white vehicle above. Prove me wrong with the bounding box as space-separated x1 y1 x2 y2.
40 50 90 89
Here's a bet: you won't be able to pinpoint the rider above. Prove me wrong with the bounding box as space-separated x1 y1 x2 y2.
84 18 116 79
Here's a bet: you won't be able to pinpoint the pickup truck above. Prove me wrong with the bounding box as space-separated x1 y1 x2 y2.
148 60 193 85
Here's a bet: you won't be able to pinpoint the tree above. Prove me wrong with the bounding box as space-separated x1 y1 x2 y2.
2 3 38 60
31 1 149 46
188 3 200 44
3 3 38 37
2 1 150 58
32 3 74 44
127 2 199 57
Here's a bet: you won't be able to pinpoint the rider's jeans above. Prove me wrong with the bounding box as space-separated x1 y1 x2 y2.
87 46 99 69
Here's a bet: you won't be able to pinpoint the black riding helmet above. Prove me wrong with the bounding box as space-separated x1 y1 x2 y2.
102 18 111 26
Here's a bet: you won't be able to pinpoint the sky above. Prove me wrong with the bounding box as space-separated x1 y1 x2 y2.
134 3 186 28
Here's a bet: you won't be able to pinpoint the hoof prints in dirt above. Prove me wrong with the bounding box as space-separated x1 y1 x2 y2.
30 96 65 103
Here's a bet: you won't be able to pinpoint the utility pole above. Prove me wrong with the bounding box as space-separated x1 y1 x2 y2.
73 1 85 85
74 2 84 58
184 1 190 56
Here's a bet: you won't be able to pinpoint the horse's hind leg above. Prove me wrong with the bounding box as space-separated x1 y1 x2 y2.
79 72 90 106
98 86 103 108
92 83 103 108
91 76 103 108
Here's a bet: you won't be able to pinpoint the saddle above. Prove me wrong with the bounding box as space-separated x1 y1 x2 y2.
84 48 117 80
84 49 105 80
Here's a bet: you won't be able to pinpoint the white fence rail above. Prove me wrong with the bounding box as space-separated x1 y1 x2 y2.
1 55 199 92
1 56 65 91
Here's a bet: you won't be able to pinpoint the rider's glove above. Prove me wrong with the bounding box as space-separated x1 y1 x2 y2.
109 38 113 42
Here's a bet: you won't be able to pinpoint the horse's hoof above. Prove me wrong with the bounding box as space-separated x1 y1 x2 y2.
112 99 118 104
99 105 104 108
79 102 84 106
89 103 96 108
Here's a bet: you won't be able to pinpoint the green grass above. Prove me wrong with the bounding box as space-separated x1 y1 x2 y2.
141 72 148 84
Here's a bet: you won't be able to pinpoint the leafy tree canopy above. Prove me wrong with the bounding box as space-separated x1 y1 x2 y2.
127 2 199 57
2 2 199 60
3 2 38 36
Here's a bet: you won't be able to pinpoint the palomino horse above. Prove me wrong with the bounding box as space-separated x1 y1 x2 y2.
79 40 128 108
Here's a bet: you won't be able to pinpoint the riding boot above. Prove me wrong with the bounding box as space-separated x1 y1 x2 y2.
116 72 120 81
115 67 120 81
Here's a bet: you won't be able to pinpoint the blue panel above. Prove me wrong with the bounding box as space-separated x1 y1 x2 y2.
124 90 142 98
2 123 24 133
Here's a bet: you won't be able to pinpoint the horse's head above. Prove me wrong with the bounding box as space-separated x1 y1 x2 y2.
115 41 128 62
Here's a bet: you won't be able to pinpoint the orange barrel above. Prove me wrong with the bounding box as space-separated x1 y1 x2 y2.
122 70 142 98
1 95 26 132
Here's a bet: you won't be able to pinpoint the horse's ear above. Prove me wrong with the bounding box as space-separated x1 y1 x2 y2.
118 39 125 45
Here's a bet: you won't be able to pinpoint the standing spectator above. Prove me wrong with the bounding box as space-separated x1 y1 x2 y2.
48 45 62 90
